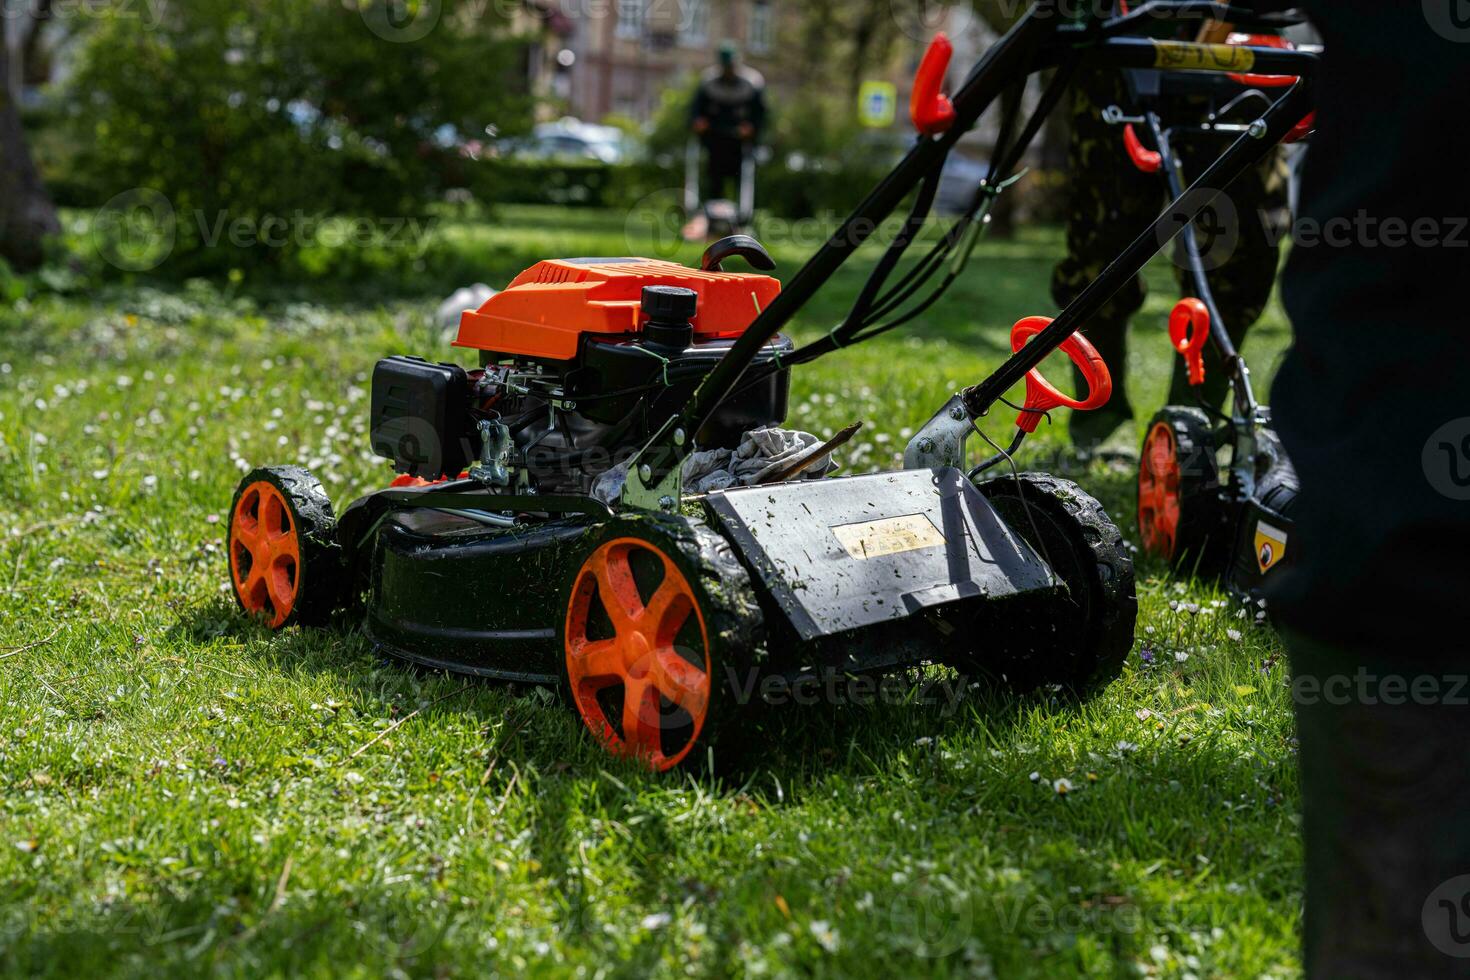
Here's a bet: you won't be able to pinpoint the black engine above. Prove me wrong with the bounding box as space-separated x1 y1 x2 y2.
370 285 792 494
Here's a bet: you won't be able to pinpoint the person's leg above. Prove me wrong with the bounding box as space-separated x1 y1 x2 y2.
1051 71 1157 449
1289 634 1470 977
1273 3 1470 974
705 137 740 201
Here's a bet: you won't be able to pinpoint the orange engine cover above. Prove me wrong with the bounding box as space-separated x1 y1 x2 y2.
454 257 782 361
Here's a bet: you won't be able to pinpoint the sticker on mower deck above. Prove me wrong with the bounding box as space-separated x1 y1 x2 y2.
831 513 945 561
1151 40 1255 73
1255 520 1288 574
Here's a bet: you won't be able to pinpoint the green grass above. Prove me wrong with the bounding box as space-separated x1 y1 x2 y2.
0 206 1300 977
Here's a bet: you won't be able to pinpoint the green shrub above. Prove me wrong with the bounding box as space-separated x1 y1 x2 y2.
63 0 531 276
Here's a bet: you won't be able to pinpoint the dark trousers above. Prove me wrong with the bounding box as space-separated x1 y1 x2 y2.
703 136 745 203
1273 3 1470 976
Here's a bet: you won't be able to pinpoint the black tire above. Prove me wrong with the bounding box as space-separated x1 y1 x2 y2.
1138 406 1228 575
974 473 1138 696
556 513 764 772
227 466 343 628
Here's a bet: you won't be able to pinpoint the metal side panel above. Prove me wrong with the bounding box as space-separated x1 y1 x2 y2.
703 467 1057 642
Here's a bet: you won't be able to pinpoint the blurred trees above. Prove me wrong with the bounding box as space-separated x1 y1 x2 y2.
64 0 531 272
0 42 62 271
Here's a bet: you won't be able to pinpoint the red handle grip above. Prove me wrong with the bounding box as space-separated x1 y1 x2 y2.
1226 33 1299 89
1169 298 1210 387
1009 316 1113 433
911 33 956 137
1123 124 1161 174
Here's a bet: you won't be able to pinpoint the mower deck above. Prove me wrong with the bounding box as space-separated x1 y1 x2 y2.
363 468 1065 685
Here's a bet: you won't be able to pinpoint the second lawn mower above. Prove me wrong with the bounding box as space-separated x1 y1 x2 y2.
227 3 1316 769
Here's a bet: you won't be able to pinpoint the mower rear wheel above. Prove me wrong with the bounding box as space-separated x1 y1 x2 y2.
1138 407 1225 573
560 515 763 772
228 466 342 628
974 474 1137 695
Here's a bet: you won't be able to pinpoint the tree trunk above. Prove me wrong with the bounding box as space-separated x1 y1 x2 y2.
0 32 62 270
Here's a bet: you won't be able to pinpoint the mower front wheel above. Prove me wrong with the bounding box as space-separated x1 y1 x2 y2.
228 466 343 629
973 473 1137 695
559 515 763 772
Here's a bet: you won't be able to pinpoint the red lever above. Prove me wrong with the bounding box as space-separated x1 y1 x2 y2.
1284 110 1315 144
1226 33 1299 89
911 33 956 137
1169 298 1210 387
1009 316 1113 433
1123 124 1161 174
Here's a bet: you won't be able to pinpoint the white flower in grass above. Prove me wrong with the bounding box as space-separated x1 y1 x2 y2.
1226 629 1243 642
809 920 840 953
1053 778 1073 796
1175 651 1190 663
640 912 672 930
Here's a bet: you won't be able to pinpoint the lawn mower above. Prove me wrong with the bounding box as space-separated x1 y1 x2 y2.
227 2 1317 770
1110 26 1311 597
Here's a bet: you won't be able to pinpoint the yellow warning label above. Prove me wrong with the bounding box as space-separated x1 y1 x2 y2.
1254 520 1288 574
832 514 945 561
1151 40 1256 73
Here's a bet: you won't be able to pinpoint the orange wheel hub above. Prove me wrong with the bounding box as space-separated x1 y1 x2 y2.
564 538 710 771
1138 422 1182 560
229 481 302 628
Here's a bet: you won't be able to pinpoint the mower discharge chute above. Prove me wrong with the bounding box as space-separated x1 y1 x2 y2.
227 3 1317 770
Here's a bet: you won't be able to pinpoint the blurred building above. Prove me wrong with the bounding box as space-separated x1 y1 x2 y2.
523 0 999 130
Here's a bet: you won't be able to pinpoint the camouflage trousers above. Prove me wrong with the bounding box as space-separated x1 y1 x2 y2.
1051 71 1290 447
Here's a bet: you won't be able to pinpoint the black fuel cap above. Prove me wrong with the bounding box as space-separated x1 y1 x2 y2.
642 285 698 323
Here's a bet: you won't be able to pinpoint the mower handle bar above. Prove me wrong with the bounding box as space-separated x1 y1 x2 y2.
621 1 1316 502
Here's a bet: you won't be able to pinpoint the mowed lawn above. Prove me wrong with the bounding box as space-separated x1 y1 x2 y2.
0 205 1301 977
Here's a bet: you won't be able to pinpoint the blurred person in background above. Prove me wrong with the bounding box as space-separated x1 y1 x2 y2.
690 41 767 207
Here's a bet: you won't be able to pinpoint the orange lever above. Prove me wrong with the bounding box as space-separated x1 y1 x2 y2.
1009 316 1113 433
1169 298 1210 387
911 34 956 137
1123 124 1161 174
